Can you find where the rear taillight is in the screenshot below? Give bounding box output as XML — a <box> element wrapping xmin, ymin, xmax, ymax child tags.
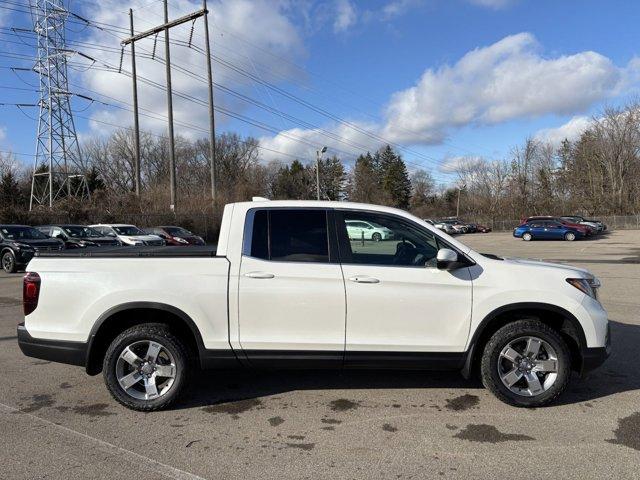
<box><xmin>23</xmin><ymin>272</ymin><xmax>41</xmax><ymax>316</ymax></box>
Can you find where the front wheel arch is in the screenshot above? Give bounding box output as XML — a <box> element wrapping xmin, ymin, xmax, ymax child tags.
<box><xmin>461</xmin><ymin>303</ymin><xmax>586</xmax><ymax>380</ymax></box>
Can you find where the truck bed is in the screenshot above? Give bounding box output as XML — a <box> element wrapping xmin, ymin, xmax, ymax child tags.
<box><xmin>36</xmin><ymin>245</ymin><xmax>219</xmax><ymax>258</ymax></box>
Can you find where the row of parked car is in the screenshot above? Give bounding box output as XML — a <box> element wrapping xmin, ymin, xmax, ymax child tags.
<box><xmin>424</xmin><ymin>218</ymin><xmax>492</xmax><ymax>235</ymax></box>
<box><xmin>0</xmin><ymin>223</ymin><xmax>205</xmax><ymax>273</ymax></box>
<box><xmin>513</xmin><ymin>215</ymin><xmax>608</xmax><ymax>241</ymax></box>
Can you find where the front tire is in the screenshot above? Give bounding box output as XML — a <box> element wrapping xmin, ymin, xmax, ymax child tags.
<box><xmin>564</xmin><ymin>232</ymin><xmax>576</xmax><ymax>241</ymax></box>
<box><xmin>372</xmin><ymin>232</ymin><xmax>382</xmax><ymax>242</ymax></box>
<box><xmin>2</xmin><ymin>250</ymin><xmax>17</xmax><ymax>273</ymax></box>
<box><xmin>522</xmin><ymin>232</ymin><xmax>532</xmax><ymax>241</ymax></box>
<box><xmin>103</xmin><ymin>324</ymin><xmax>189</xmax><ymax>411</ymax></box>
<box><xmin>481</xmin><ymin>320</ymin><xmax>571</xmax><ymax>407</ymax></box>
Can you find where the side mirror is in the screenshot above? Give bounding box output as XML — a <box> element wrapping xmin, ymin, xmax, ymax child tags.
<box><xmin>436</xmin><ymin>248</ymin><xmax>459</xmax><ymax>270</ymax></box>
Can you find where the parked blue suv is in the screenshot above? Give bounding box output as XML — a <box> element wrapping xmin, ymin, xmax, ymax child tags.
<box><xmin>513</xmin><ymin>220</ymin><xmax>585</xmax><ymax>241</ymax></box>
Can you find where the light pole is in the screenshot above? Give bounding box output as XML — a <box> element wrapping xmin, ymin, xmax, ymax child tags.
<box><xmin>456</xmin><ymin>183</ymin><xmax>466</xmax><ymax>218</ymax></box>
<box><xmin>316</xmin><ymin>146</ymin><xmax>327</xmax><ymax>201</ymax></box>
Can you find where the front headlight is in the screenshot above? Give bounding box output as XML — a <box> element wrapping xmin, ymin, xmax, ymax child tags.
<box><xmin>13</xmin><ymin>242</ymin><xmax>33</xmax><ymax>250</ymax></box>
<box><xmin>566</xmin><ymin>277</ymin><xmax>600</xmax><ymax>300</ymax></box>
<box><xmin>173</xmin><ymin>236</ymin><xmax>189</xmax><ymax>244</ymax></box>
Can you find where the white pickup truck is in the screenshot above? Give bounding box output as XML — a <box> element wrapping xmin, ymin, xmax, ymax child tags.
<box><xmin>17</xmin><ymin>200</ymin><xmax>610</xmax><ymax>410</ymax></box>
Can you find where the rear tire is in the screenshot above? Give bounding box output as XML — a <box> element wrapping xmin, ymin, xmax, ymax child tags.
<box><xmin>103</xmin><ymin>323</ymin><xmax>190</xmax><ymax>411</ymax></box>
<box><xmin>481</xmin><ymin>320</ymin><xmax>571</xmax><ymax>407</ymax></box>
<box><xmin>522</xmin><ymin>233</ymin><xmax>532</xmax><ymax>241</ymax></box>
<box><xmin>2</xmin><ymin>250</ymin><xmax>17</xmax><ymax>273</ymax></box>
<box><xmin>564</xmin><ymin>232</ymin><xmax>576</xmax><ymax>241</ymax></box>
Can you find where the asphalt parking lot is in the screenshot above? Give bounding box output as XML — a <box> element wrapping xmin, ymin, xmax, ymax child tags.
<box><xmin>1</xmin><ymin>230</ymin><xmax>639</xmax><ymax>479</ymax></box>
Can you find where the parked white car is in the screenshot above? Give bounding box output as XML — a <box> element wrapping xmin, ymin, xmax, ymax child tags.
<box><xmin>19</xmin><ymin>200</ymin><xmax>609</xmax><ymax>411</ymax></box>
<box><xmin>90</xmin><ymin>224</ymin><xmax>165</xmax><ymax>246</ymax></box>
<box><xmin>346</xmin><ymin>219</ymin><xmax>394</xmax><ymax>241</ymax></box>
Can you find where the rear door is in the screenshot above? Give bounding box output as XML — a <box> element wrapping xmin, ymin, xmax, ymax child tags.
<box><xmin>237</xmin><ymin>208</ymin><xmax>346</xmax><ymax>367</ymax></box>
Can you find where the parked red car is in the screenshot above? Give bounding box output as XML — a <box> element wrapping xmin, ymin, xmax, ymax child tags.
<box><xmin>475</xmin><ymin>224</ymin><xmax>492</xmax><ymax>233</ymax></box>
<box><xmin>144</xmin><ymin>226</ymin><xmax>205</xmax><ymax>246</ymax></box>
<box><xmin>521</xmin><ymin>216</ymin><xmax>594</xmax><ymax>236</ymax></box>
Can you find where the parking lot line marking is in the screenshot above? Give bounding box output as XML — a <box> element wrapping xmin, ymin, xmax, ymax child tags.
<box><xmin>0</xmin><ymin>402</ymin><xmax>208</xmax><ymax>480</ymax></box>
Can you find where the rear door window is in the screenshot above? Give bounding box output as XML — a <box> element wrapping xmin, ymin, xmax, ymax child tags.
<box><xmin>244</xmin><ymin>209</ymin><xmax>330</xmax><ymax>263</ymax></box>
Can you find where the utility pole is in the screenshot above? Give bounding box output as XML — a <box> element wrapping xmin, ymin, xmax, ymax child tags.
<box><xmin>202</xmin><ymin>0</ymin><xmax>216</xmax><ymax>205</ymax></box>
<box><xmin>122</xmin><ymin>2</ymin><xmax>208</xmax><ymax>211</ymax></box>
<box><xmin>129</xmin><ymin>8</ymin><xmax>141</xmax><ymax>196</ymax></box>
<box><xmin>316</xmin><ymin>146</ymin><xmax>327</xmax><ymax>201</ymax></box>
<box><xmin>163</xmin><ymin>0</ymin><xmax>176</xmax><ymax>211</ymax></box>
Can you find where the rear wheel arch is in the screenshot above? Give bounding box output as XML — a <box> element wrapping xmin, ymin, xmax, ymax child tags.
<box><xmin>462</xmin><ymin>303</ymin><xmax>586</xmax><ymax>379</ymax></box>
<box><xmin>86</xmin><ymin>302</ymin><xmax>205</xmax><ymax>375</ymax></box>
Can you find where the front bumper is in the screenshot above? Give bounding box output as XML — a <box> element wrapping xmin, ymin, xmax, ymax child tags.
<box><xmin>14</xmin><ymin>250</ymin><xmax>35</xmax><ymax>266</ymax></box>
<box><xmin>17</xmin><ymin>323</ymin><xmax>87</xmax><ymax>367</ymax></box>
<box><xmin>581</xmin><ymin>323</ymin><xmax>611</xmax><ymax>375</ymax></box>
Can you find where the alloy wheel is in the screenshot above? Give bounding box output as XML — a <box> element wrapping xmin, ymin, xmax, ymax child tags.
<box><xmin>2</xmin><ymin>253</ymin><xmax>14</xmax><ymax>273</ymax></box>
<box><xmin>115</xmin><ymin>340</ymin><xmax>177</xmax><ymax>400</ymax></box>
<box><xmin>497</xmin><ymin>336</ymin><xmax>558</xmax><ymax>397</ymax></box>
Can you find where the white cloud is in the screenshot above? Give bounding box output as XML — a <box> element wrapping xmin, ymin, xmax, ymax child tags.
<box><xmin>382</xmin><ymin>33</ymin><xmax>633</xmax><ymax>144</ymax></box>
<box><xmin>78</xmin><ymin>0</ymin><xmax>305</xmax><ymax>137</ymax></box>
<box><xmin>534</xmin><ymin>116</ymin><xmax>592</xmax><ymax>146</ymax></box>
<box><xmin>381</xmin><ymin>0</ymin><xmax>423</xmax><ymax>19</ymax></box>
<box><xmin>467</xmin><ymin>0</ymin><xmax>514</xmax><ymax>9</ymax></box>
<box><xmin>0</xmin><ymin>7</ymin><xmax>10</xmax><ymax>28</ymax></box>
<box><xmin>256</xmin><ymin>32</ymin><xmax>638</xmax><ymax>163</ymax></box>
<box><xmin>438</xmin><ymin>155</ymin><xmax>484</xmax><ymax>174</ymax></box>
<box><xmin>0</xmin><ymin>126</ymin><xmax>6</xmax><ymax>143</ymax></box>
<box><xmin>258</xmin><ymin>120</ymin><xmax>382</xmax><ymax>162</ymax></box>
<box><xmin>333</xmin><ymin>0</ymin><xmax>357</xmax><ymax>33</ymax></box>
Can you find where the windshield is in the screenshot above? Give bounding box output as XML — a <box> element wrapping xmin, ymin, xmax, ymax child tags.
<box><xmin>113</xmin><ymin>225</ymin><xmax>144</xmax><ymax>235</ymax></box>
<box><xmin>64</xmin><ymin>226</ymin><xmax>104</xmax><ymax>238</ymax></box>
<box><xmin>1</xmin><ymin>226</ymin><xmax>48</xmax><ymax>240</ymax></box>
<box><xmin>164</xmin><ymin>227</ymin><xmax>192</xmax><ymax>237</ymax></box>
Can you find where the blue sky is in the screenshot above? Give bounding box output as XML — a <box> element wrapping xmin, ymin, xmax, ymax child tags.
<box><xmin>1</xmin><ymin>0</ymin><xmax>639</xmax><ymax>184</ymax></box>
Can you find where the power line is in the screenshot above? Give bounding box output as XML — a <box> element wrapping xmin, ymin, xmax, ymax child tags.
<box><xmin>0</xmin><ymin>2</ymin><xmax>455</xmax><ymax>168</ymax></box>
<box><xmin>0</xmin><ymin>5</ymin><xmax>455</xmax><ymax>180</ymax></box>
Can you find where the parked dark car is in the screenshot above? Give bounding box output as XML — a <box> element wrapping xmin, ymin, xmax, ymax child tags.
<box><xmin>0</xmin><ymin>225</ymin><xmax>64</xmax><ymax>273</ymax></box>
<box><xmin>514</xmin><ymin>220</ymin><xmax>585</xmax><ymax>241</ymax></box>
<box><xmin>36</xmin><ymin>225</ymin><xmax>121</xmax><ymax>248</ymax></box>
<box><xmin>475</xmin><ymin>224</ymin><xmax>492</xmax><ymax>233</ymax></box>
<box><xmin>143</xmin><ymin>226</ymin><xmax>205</xmax><ymax>246</ymax></box>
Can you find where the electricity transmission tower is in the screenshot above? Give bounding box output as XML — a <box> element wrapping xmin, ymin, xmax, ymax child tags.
<box><xmin>30</xmin><ymin>0</ymin><xmax>89</xmax><ymax>210</ymax></box>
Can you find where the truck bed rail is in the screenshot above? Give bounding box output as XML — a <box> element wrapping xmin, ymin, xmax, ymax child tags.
<box><xmin>36</xmin><ymin>245</ymin><xmax>219</xmax><ymax>258</ymax></box>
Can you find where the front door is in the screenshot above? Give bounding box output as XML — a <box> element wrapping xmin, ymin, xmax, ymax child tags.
<box><xmin>238</xmin><ymin>208</ymin><xmax>346</xmax><ymax>368</ymax></box>
<box><xmin>335</xmin><ymin>210</ymin><xmax>473</xmax><ymax>368</ymax></box>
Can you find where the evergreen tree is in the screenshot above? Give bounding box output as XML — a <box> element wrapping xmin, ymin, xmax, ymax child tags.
<box><xmin>377</xmin><ymin>145</ymin><xmax>412</xmax><ymax>209</ymax></box>
<box><xmin>319</xmin><ymin>155</ymin><xmax>346</xmax><ymax>200</ymax></box>
<box><xmin>348</xmin><ymin>152</ymin><xmax>379</xmax><ymax>203</ymax></box>
<box><xmin>0</xmin><ymin>170</ymin><xmax>23</xmax><ymax>207</ymax></box>
<box><xmin>271</xmin><ymin>160</ymin><xmax>313</xmax><ymax>199</ymax></box>
<box><xmin>85</xmin><ymin>166</ymin><xmax>106</xmax><ymax>193</ymax></box>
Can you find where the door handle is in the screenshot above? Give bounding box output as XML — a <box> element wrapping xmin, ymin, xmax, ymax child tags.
<box><xmin>348</xmin><ymin>276</ymin><xmax>380</xmax><ymax>284</ymax></box>
<box><xmin>244</xmin><ymin>271</ymin><xmax>275</xmax><ymax>279</ymax></box>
